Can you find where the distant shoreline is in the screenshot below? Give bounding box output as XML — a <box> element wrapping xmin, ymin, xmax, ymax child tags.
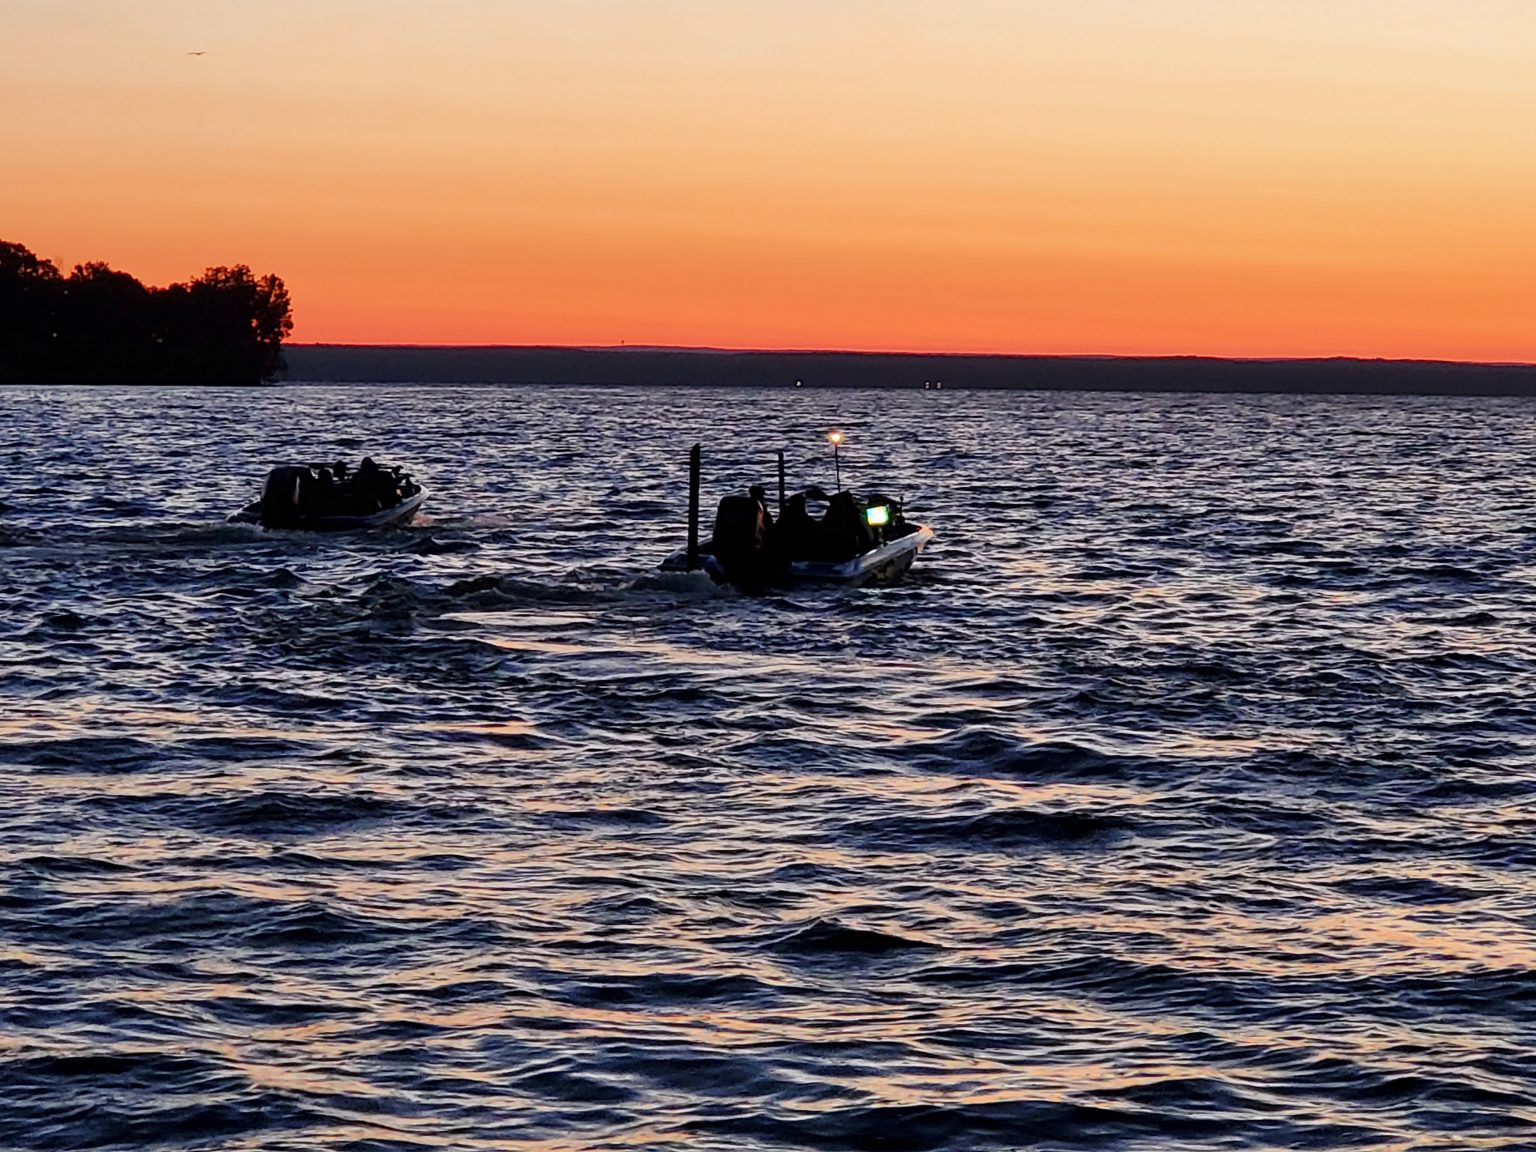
<box><xmin>281</xmin><ymin>344</ymin><xmax>1536</xmax><ymax>398</ymax></box>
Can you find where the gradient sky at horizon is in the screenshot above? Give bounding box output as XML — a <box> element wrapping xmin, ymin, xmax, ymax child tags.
<box><xmin>3</xmin><ymin>1</ymin><xmax>1534</xmax><ymax>358</ymax></box>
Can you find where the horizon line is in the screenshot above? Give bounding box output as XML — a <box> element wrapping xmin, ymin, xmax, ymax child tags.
<box><xmin>286</xmin><ymin>343</ymin><xmax>1536</xmax><ymax>369</ymax></box>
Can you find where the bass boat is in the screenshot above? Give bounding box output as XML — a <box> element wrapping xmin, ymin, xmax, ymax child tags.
<box><xmin>660</xmin><ymin>438</ymin><xmax>933</xmax><ymax>588</ymax></box>
<box><xmin>230</xmin><ymin>459</ymin><xmax>426</xmax><ymax>531</ymax></box>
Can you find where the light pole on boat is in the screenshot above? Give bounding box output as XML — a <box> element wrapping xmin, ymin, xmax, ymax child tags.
<box><xmin>828</xmin><ymin>430</ymin><xmax>844</xmax><ymax>491</ymax></box>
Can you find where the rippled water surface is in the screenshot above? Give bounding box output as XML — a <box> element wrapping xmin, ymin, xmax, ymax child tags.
<box><xmin>4</xmin><ymin>384</ymin><xmax>1536</xmax><ymax>1151</ymax></box>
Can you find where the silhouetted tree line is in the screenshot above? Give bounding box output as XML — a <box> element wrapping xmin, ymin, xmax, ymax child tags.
<box><xmin>0</xmin><ymin>240</ymin><xmax>293</xmax><ymax>384</ymax></box>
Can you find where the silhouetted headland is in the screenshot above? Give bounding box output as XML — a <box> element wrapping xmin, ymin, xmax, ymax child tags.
<box><xmin>285</xmin><ymin>344</ymin><xmax>1536</xmax><ymax>397</ymax></box>
<box><xmin>0</xmin><ymin>240</ymin><xmax>292</xmax><ymax>385</ymax></box>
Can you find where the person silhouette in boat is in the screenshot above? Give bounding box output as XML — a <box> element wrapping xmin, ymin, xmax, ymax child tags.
<box><xmin>825</xmin><ymin>489</ymin><xmax>875</xmax><ymax>559</ymax></box>
<box><xmin>307</xmin><ymin>463</ymin><xmax>339</xmax><ymax>514</ymax></box>
<box><xmin>749</xmin><ymin>485</ymin><xmax>773</xmax><ymax>530</ymax></box>
<box><xmin>355</xmin><ymin>457</ymin><xmax>398</xmax><ymax>512</ymax></box>
<box><xmin>775</xmin><ymin>487</ymin><xmax>827</xmax><ymax>560</ymax></box>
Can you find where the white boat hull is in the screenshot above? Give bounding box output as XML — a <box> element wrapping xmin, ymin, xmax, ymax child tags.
<box><xmin>662</xmin><ymin>524</ymin><xmax>932</xmax><ymax>587</ymax></box>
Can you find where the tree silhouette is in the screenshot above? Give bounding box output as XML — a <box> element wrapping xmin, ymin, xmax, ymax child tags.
<box><xmin>0</xmin><ymin>242</ymin><xmax>63</xmax><ymax>383</ymax></box>
<box><xmin>60</xmin><ymin>261</ymin><xmax>155</xmax><ymax>381</ymax></box>
<box><xmin>0</xmin><ymin>240</ymin><xmax>294</xmax><ymax>385</ymax></box>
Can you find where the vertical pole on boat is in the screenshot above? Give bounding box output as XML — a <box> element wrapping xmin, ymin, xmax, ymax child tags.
<box><xmin>687</xmin><ymin>443</ymin><xmax>701</xmax><ymax>571</ymax></box>
<box><xmin>828</xmin><ymin>431</ymin><xmax>844</xmax><ymax>491</ymax></box>
<box><xmin>777</xmin><ymin>450</ymin><xmax>786</xmax><ymax>518</ymax></box>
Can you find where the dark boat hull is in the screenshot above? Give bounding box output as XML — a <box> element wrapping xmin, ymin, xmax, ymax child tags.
<box><xmin>229</xmin><ymin>489</ymin><xmax>428</xmax><ymax>531</ymax></box>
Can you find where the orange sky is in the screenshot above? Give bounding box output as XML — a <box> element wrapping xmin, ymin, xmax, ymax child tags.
<box><xmin>3</xmin><ymin>1</ymin><xmax>1534</xmax><ymax>358</ymax></box>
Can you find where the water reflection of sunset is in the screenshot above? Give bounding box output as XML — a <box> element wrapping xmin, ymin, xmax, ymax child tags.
<box><xmin>7</xmin><ymin>385</ymin><xmax>1536</xmax><ymax>1146</ymax></box>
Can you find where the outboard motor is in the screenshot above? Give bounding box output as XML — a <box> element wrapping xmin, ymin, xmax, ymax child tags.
<box><xmin>259</xmin><ymin>465</ymin><xmax>309</xmax><ymax>529</ymax></box>
<box><xmin>711</xmin><ymin>494</ymin><xmax>769</xmax><ymax>584</ymax></box>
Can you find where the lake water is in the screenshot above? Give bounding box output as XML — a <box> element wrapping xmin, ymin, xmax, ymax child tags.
<box><xmin>3</xmin><ymin>384</ymin><xmax>1536</xmax><ymax>1150</ymax></box>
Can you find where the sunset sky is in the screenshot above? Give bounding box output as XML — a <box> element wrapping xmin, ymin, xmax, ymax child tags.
<box><xmin>3</xmin><ymin>1</ymin><xmax>1533</xmax><ymax>358</ymax></box>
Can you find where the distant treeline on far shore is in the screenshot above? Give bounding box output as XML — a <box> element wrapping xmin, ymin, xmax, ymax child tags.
<box><xmin>285</xmin><ymin>345</ymin><xmax>1536</xmax><ymax>398</ymax></box>
<box><xmin>1</xmin><ymin>240</ymin><xmax>292</xmax><ymax>385</ymax></box>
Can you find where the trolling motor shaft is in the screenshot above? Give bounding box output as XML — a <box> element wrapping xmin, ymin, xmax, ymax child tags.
<box><xmin>687</xmin><ymin>443</ymin><xmax>701</xmax><ymax>571</ymax></box>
